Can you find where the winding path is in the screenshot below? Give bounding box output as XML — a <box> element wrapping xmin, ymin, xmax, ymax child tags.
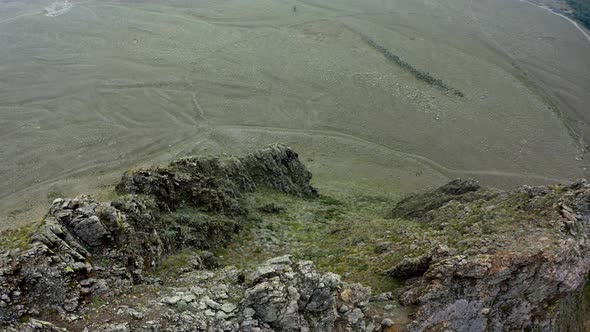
<box><xmin>520</xmin><ymin>0</ymin><xmax>590</xmax><ymax>44</ymax></box>
<box><xmin>216</xmin><ymin>124</ymin><xmax>569</xmax><ymax>184</ymax></box>
<box><xmin>0</xmin><ymin>11</ymin><xmax>41</xmax><ymax>25</ymax></box>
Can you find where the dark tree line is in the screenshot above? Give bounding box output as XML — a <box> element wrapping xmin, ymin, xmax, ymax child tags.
<box><xmin>566</xmin><ymin>0</ymin><xmax>590</xmax><ymax>29</ymax></box>
<box><xmin>360</xmin><ymin>34</ymin><xmax>464</xmax><ymax>98</ymax></box>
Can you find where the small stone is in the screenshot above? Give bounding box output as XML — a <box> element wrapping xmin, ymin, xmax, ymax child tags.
<box><xmin>164</xmin><ymin>296</ymin><xmax>181</xmax><ymax>305</ymax></box>
<box><xmin>182</xmin><ymin>294</ymin><xmax>196</xmax><ymax>303</ymax></box>
<box><xmin>243</xmin><ymin>307</ymin><xmax>256</xmax><ymax>317</ymax></box>
<box><xmin>220</xmin><ymin>302</ymin><xmax>236</xmax><ymax>313</ymax></box>
<box><xmin>266</xmin><ymin>255</ymin><xmax>292</xmax><ymax>265</ymax></box>
<box><xmin>215</xmin><ymin>311</ymin><xmax>228</xmax><ymax>320</ymax></box>
<box><xmin>190</xmin><ymin>286</ymin><xmax>205</xmax><ymax>296</ymax></box>
<box><xmin>71</xmin><ymin>262</ymin><xmax>87</xmax><ymax>271</ymax></box>
<box><xmin>384</xmin><ymin>304</ymin><xmax>395</xmax><ymax>311</ymax></box>
<box><xmin>117</xmin><ymin>306</ymin><xmax>145</xmax><ymax>320</ymax></box>
<box><xmin>347</xmin><ymin>308</ymin><xmax>363</xmax><ymax>324</ymax></box>
<box><xmin>204</xmin><ymin>309</ymin><xmax>216</xmax><ymax>317</ymax></box>
<box><xmin>99</xmin><ymin>323</ymin><xmax>129</xmax><ymax>332</ymax></box>
<box><xmin>480</xmin><ymin>308</ymin><xmax>490</xmax><ymax>315</ymax></box>
<box><xmin>79</xmin><ymin>279</ymin><xmax>95</xmax><ymax>287</ymax></box>
<box><xmin>206</xmin><ymin>299</ymin><xmax>221</xmax><ymax>310</ymax></box>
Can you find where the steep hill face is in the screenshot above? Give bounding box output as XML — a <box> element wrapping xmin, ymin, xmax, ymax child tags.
<box><xmin>389</xmin><ymin>179</ymin><xmax>590</xmax><ymax>331</ymax></box>
<box><xmin>0</xmin><ymin>145</ymin><xmax>589</xmax><ymax>331</ymax></box>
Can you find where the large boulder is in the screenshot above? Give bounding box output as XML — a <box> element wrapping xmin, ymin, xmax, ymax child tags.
<box><xmin>116</xmin><ymin>143</ymin><xmax>317</xmax><ymax>214</ymax></box>
<box><xmin>394</xmin><ymin>179</ymin><xmax>590</xmax><ymax>331</ymax></box>
<box><xmin>143</xmin><ymin>256</ymin><xmax>383</xmax><ymax>332</ymax></box>
<box><xmin>389</xmin><ymin>179</ymin><xmax>482</xmax><ymax>220</ymax></box>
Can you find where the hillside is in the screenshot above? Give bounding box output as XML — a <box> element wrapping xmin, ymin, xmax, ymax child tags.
<box><xmin>1</xmin><ymin>145</ymin><xmax>589</xmax><ymax>331</ymax></box>
<box><xmin>2</xmin><ymin>0</ymin><xmax>590</xmax><ymax>233</ymax></box>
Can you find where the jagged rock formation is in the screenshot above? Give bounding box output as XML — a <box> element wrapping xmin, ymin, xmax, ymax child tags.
<box><xmin>116</xmin><ymin>144</ymin><xmax>317</xmax><ymax>214</ymax></box>
<box><xmin>1</xmin><ymin>145</ymin><xmax>590</xmax><ymax>331</ymax></box>
<box><xmin>0</xmin><ymin>144</ymin><xmax>318</xmax><ymax>328</ymax></box>
<box><xmin>93</xmin><ymin>255</ymin><xmax>385</xmax><ymax>332</ymax></box>
<box><xmin>394</xmin><ymin>179</ymin><xmax>590</xmax><ymax>331</ymax></box>
<box><xmin>388</xmin><ymin>179</ymin><xmax>482</xmax><ymax>220</ymax></box>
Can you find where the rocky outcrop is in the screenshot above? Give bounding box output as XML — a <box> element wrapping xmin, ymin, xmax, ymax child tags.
<box><xmin>389</xmin><ymin>179</ymin><xmax>482</xmax><ymax>220</ymax></box>
<box><xmin>3</xmin><ymin>144</ymin><xmax>590</xmax><ymax>331</ymax></box>
<box><xmin>71</xmin><ymin>255</ymin><xmax>393</xmax><ymax>332</ymax></box>
<box><xmin>116</xmin><ymin>144</ymin><xmax>317</xmax><ymax>214</ymax></box>
<box><xmin>0</xmin><ymin>144</ymin><xmax>317</xmax><ymax>328</ymax></box>
<box><xmin>394</xmin><ymin>179</ymin><xmax>590</xmax><ymax>331</ymax></box>
<box><xmin>239</xmin><ymin>255</ymin><xmax>376</xmax><ymax>331</ymax></box>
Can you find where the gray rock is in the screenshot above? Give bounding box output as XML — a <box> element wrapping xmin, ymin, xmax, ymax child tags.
<box><xmin>221</xmin><ymin>303</ymin><xmax>236</xmax><ymax>313</ymax></box>
<box><xmin>205</xmin><ymin>298</ymin><xmax>221</xmax><ymax>310</ymax></box>
<box><xmin>96</xmin><ymin>323</ymin><xmax>130</xmax><ymax>332</ymax></box>
<box><xmin>389</xmin><ymin>178</ymin><xmax>481</xmax><ymax>220</ymax></box>
<box><xmin>117</xmin><ymin>306</ymin><xmax>145</xmax><ymax>320</ymax></box>
<box><xmin>346</xmin><ymin>308</ymin><xmax>363</xmax><ymax>324</ymax></box>
<box><xmin>399</xmin><ymin>180</ymin><xmax>590</xmax><ymax>331</ymax></box>
<box><xmin>163</xmin><ymin>296</ymin><xmax>181</xmax><ymax>305</ymax></box>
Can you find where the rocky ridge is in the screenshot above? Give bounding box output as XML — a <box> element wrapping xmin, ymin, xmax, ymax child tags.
<box><xmin>390</xmin><ymin>180</ymin><xmax>590</xmax><ymax>331</ymax></box>
<box><xmin>0</xmin><ymin>144</ymin><xmax>589</xmax><ymax>331</ymax></box>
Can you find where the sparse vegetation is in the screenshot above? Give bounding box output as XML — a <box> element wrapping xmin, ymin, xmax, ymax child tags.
<box><xmin>46</xmin><ymin>188</ymin><xmax>65</xmax><ymax>202</ymax></box>
<box><xmin>0</xmin><ymin>222</ymin><xmax>38</xmax><ymax>250</ymax></box>
<box><xmin>215</xmin><ymin>182</ymin><xmax>566</xmax><ymax>295</ymax></box>
<box><xmin>156</xmin><ymin>249</ymin><xmax>195</xmax><ymax>277</ymax></box>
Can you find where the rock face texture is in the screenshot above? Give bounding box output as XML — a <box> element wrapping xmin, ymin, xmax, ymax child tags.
<box><xmin>138</xmin><ymin>255</ymin><xmax>382</xmax><ymax>332</ymax></box>
<box><xmin>238</xmin><ymin>256</ymin><xmax>377</xmax><ymax>332</ymax></box>
<box><xmin>389</xmin><ymin>179</ymin><xmax>481</xmax><ymax>220</ymax></box>
<box><xmin>395</xmin><ymin>180</ymin><xmax>590</xmax><ymax>331</ymax></box>
<box><xmin>116</xmin><ymin>144</ymin><xmax>317</xmax><ymax>214</ymax></box>
<box><xmin>2</xmin><ymin>145</ymin><xmax>590</xmax><ymax>331</ymax></box>
<box><xmin>0</xmin><ymin>144</ymin><xmax>318</xmax><ymax>328</ymax></box>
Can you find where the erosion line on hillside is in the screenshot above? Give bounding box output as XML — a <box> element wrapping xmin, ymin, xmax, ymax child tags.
<box><xmin>357</xmin><ymin>33</ymin><xmax>464</xmax><ymax>97</ymax></box>
<box><xmin>217</xmin><ymin>124</ymin><xmax>568</xmax><ymax>183</ymax></box>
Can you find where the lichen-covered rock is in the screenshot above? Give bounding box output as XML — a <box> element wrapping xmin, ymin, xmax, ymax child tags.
<box><xmin>384</xmin><ymin>245</ymin><xmax>451</xmax><ymax>280</ymax></box>
<box><xmin>389</xmin><ymin>179</ymin><xmax>482</xmax><ymax>220</ymax></box>
<box><xmin>116</xmin><ymin>143</ymin><xmax>317</xmax><ymax>214</ymax></box>
<box><xmin>396</xmin><ymin>179</ymin><xmax>590</xmax><ymax>331</ymax></box>
<box><xmin>5</xmin><ymin>318</ymin><xmax>67</xmax><ymax>332</ymax></box>
<box><xmin>5</xmin><ymin>146</ymin><xmax>590</xmax><ymax>332</ymax></box>
<box><xmin>0</xmin><ymin>144</ymin><xmax>316</xmax><ymax>328</ymax></box>
<box><xmin>1</xmin><ymin>198</ymin><xmax>236</xmax><ymax>326</ymax></box>
<box><xmin>134</xmin><ymin>256</ymin><xmax>382</xmax><ymax>332</ymax></box>
<box><xmin>239</xmin><ymin>255</ymin><xmax>342</xmax><ymax>331</ymax></box>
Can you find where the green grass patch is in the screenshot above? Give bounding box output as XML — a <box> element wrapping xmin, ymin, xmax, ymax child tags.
<box><xmin>0</xmin><ymin>222</ymin><xmax>39</xmax><ymax>250</ymax></box>
<box><xmin>155</xmin><ymin>249</ymin><xmax>197</xmax><ymax>277</ymax></box>
<box><xmin>217</xmin><ymin>189</ymin><xmax>416</xmax><ymax>293</ymax></box>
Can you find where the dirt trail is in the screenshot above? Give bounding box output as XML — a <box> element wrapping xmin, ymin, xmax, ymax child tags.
<box><xmin>0</xmin><ymin>11</ymin><xmax>41</xmax><ymax>24</ymax></box>
<box><xmin>520</xmin><ymin>0</ymin><xmax>590</xmax><ymax>43</ymax></box>
<box><xmin>217</xmin><ymin>124</ymin><xmax>569</xmax><ymax>184</ymax></box>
